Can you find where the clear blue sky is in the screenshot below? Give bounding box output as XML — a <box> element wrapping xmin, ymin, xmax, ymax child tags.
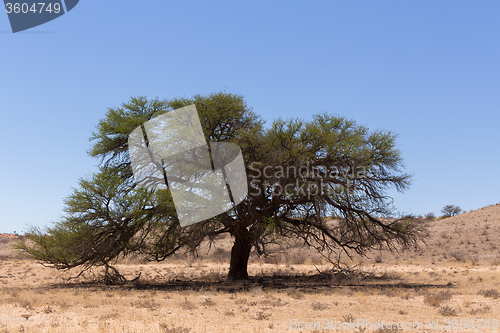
<box><xmin>1</xmin><ymin>1</ymin><xmax>499</xmax><ymax>234</ymax></box>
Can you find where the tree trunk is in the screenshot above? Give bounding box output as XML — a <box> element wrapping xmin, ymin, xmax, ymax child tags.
<box><xmin>227</xmin><ymin>226</ymin><xmax>252</xmax><ymax>280</ymax></box>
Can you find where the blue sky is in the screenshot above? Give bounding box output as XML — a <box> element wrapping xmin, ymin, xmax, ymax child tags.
<box><xmin>1</xmin><ymin>1</ymin><xmax>499</xmax><ymax>233</ymax></box>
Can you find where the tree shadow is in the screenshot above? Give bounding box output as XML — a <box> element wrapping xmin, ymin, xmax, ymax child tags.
<box><xmin>45</xmin><ymin>271</ymin><xmax>456</xmax><ymax>294</ymax></box>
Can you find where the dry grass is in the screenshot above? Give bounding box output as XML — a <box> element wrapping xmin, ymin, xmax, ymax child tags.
<box><xmin>1</xmin><ymin>258</ymin><xmax>499</xmax><ymax>332</ymax></box>
<box><xmin>0</xmin><ymin>203</ymin><xmax>499</xmax><ymax>332</ymax></box>
<box><xmin>423</xmin><ymin>290</ymin><xmax>453</xmax><ymax>307</ymax></box>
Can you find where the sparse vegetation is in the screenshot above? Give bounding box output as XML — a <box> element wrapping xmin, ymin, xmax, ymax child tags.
<box><xmin>311</xmin><ymin>301</ymin><xmax>330</xmax><ymax>311</ymax></box>
<box><xmin>441</xmin><ymin>205</ymin><xmax>462</xmax><ymax>218</ymax></box>
<box><xmin>438</xmin><ymin>305</ymin><xmax>457</xmax><ymax>316</ymax></box>
<box><xmin>424</xmin><ymin>212</ymin><xmax>436</xmax><ymax>219</ymax></box>
<box><xmin>423</xmin><ymin>291</ymin><xmax>453</xmax><ymax>307</ymax></box>
<box><xmin>180</xmin><ymin>297</ymin><xmax>197</xmax><ymax>310</ymax></box>
<box><xmin>1</xmin><ymin>203</ymin><xmax>500</xmax><ymax>332</ymax></box>
<box><xmin>478</xmin><ymin>289</ymin><xmax>500</xmax><ymax>299</ymax></box>
<box><xmin>253</xmin><ymin>310</ymin><xmax>271</xmax><ymax>320</ymax></box>
<box><xmin>450</xmin><ymin>250</ymin><xmax>467</xmax><ymax>262</ymax></box>
<box><xmin>159</xmin><ymin>324</ymin><xmax>192</xmax><ymax>333</ymax></box>
<box><xmin>286</xmin><ymin>288</ymin><xmax>304</xmax><ymax>300</ymax></box>
<box><xmin>130</xmin><ymin>298</ymin><xmax>160</xmax><ymax>311</ymax></box>
<box><xmin>201</xmin><ymin>297</ymin><xmax>216</xmax><ymax>306</ymax></box>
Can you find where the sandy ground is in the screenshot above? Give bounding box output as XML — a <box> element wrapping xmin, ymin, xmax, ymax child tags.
<box><xmin>0</xmin><ymin>203</ymin><xmax>499</xmax><ymax>332</ymax></box>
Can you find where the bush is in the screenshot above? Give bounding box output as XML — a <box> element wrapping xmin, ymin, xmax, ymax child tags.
<box><xmin>200</xmin><ymin>298</ymin><xmax>216</xmax><ymax>306</ymax></box>
<box><xmin>424</xmin><ymin>291</ymin><xmax>453</xmax><ymax>307</ymax></box>
<box><xmin>159</xmin><ymin>324</ymin><xmax>191</xmax><ymax>333</ymax></box>
<box><xmin>311</xmin><ymin>301</ymin><xmax>330</xmax><ymax>311</ymax></box>
<box><xmin>439</xmin><ymin>306</ymin><xmax>457</xmax><ymax>316</ymax></box>
<box><xmin>478</xmin><ymin>289</ymin><xmax>500</xmax><ymax>299</ymax></box>
<box><xmin>424</xmin><ymin>212</ymin><xmax>436</xmax><ymax>220</ymax></box>
<box><xmin>254</xmin><ymin>311</ymin><xmax>271</xmax><ymax>320</ymax></box>
<box><xmin>180</xmin><ymin>298</ymin><xmax>197</xmax><ymax>310</ymax></box>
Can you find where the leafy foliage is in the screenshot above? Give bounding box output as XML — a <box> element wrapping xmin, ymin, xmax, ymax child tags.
<box><xmin>17</xmin><ymin>92</ymin><xmax>426</xmax><ymax>282</ymax></box>
<box><xmin>441</xmin><ymin>205</ymin><xmax>462</xmax><ymax>217</ymax></box>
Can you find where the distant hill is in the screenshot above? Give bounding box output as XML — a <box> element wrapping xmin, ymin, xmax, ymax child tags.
<box><xmin>0</xmin><ymin>233</ymin><xmax>22</xmax><ymax>260</ymax></box>
<box><xmin>375</xmin><ymin>202</ymin><xmax>500</xmax><ymax>264</ymax></box>
<box><xmin>0</xmin><ymin>233</ymin><xmax>20</xmax><ymax>239</ymax></box>
<box><xmin>1</xmin><ymin>203</ymin><xmax>499</xmax><ymax>265</ymax></box>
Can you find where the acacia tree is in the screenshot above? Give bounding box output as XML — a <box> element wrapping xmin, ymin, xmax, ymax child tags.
<box><xmin>18</xmin><ymin>92</ymin><xmax>425</xmax><ymax>282</ymax></box>
<box><xmin>441</xmin><ymin>205</ymin><xmax>462</xmax><ymax>217</ymax></box>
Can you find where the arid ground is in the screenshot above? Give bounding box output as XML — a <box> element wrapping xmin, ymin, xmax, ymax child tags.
<box><xmin>1</xmin><ymin>203</ymin><xmax>499</xmax><ymax>332</ymax></box>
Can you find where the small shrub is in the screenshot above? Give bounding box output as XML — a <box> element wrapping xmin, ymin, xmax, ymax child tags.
<box><xmin>21</xmin><ymin>300</ymin><xmax>33</xmax><ymax>311</ymax></box>
<box><xmin>234</xmin><ymin>298</ymin><xmax>247</xmax><ymax>305</ymax></box>
<box><xmin>100</xmin><ymin>313</ymin><xmax>119</xmax><ymax>320</ymax></box>
<box><xmin>159</xmin><ymin>324</ymin><xmax>192</xmax><ymax>333</ymax></box>
<box><xmin>424</xmin><ymin>212</ymin><xmax>436</xmax><ymax>220</ymax></box>
<box><xmin>262</xmin><ymin>296</ymin><xmax>288</xmax><ymax>307</ymax></box>
<box><xmin>254</xmin><ymin>311</ymin><xmax>271</xmax><ymax>320</ymax></box>
<box><xmin>342</xmin><ymin>314</ymin><xmax>355</xmax><ymax>323</ymax></box>
<box><xmin>130</xmin><ymin>299</ymin><xmax>160</xmax><ymax>311</ymax></box>
<box><xmin>439</xmin><ymin>306</ymin><xmax>456</xmax><ymax>316</ymax></box>
<box><xmin>375</xmin><ymin>328</ymin><xmax>402</xmax><ymax>332</ymax></box>
<box><xmin>478</xmin><ymin>289</ymin><xmax>500</xmax><ymax>299</ymax></box>
<box><xmin>311</xmin><ymin>301</ymin><xmax>330</xmax><ymax>311</ymax></box>
<box><xmin>180</xmin><ymin>298</ymin><xmax>197</xmax><ymax>310</ymax></box>
<box><xmin>470</xmin><ymin>305</ymin><xmax>491</xmax><ymax>315</ymax></box>
<box><xmin>200</xmin><ymin>298</ymin><xmax>216</xmax><ymax>306</ymax></box>
<box><xmin>424</xmin><ymin>291</ymin><xmax>452</xmax><ymax>307</ymax></box>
